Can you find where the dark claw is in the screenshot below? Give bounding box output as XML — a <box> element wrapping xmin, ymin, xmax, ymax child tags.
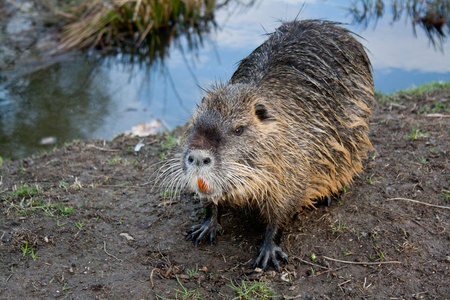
<box><xmin>185</xmin><ymin>220</ymin><xmax>219</xmax><ymax>246</ymax></box>
<box><xmin>185</xmin><ymin>203</ymin><xmax>220</xmax><ymax>246</ymax></box>
<box><xmin>253</xmin><ymin>244</ymin><xmax>288</xmax><ymax>271</ymax></box>
<box><xmin>253</xmin><ymin>224</ymin><xmax>288</xmax><ymax>271</ymax></box>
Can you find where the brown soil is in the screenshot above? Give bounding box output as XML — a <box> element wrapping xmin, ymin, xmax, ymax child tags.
<box><xmin>1</xmin><ymin>88</ymin><xmax>449</xmax><ymax>299</ymax></box>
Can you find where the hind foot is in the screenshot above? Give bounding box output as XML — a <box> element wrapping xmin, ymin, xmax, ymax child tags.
<box><xmin>253</xmin><ymin>242</ymin><xmax>288</xmax><ymax>271</ymax></box>
<box><xmin>253</xmin><ymin>224</ymin><xmax>288</xmax><ymax>271</ymax></box>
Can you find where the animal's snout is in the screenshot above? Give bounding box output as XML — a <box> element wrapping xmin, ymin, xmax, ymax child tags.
<box><xmin>186</xmin><ymin>150</ymin><xmax>214</xmax><ymax>168</ymax></box>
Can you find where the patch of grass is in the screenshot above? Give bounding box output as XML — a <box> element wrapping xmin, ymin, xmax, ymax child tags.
<box><xmin>371</xmin><ymin>229</ymin><xmax>380</xmax><ymax>240</ymax></box>
<box><xmin>59</xmin><ymin>203</ymin><xmax>74</xmax><ymax>216</ymax></box>
<box><xmin>161</xmin><ymin>135</ymin><xmax>180</xmax><ymax>151</ymax></box>
<box><xmin>396</xmin><ymin>81</ymin><xmax>450</xmax><ymax>97</ymax></box>
<box><xmin>227</xmin><ymin>280</ymin><xmax>277</xmax><ymax>299</ymax></box>
<box><xmin>157</xmin><ymin>275</ymin><xmax>204</xmax><ymax>300</ymax></box>
<box><xmin>56</xmin><ymin>0</ymin><xmax>217</xmax><ymax>52</ymax></box>
<box><xmin>366</xmin><ymin>174</ymin><xmax>375</xmax><ymax>185</ymax></box>
<box><xmin>75</xmin><ymin>221</ymin><xmax>84</xmax><ymax>229</ymax></box>
<box><xmin>440</xmin><ymin>189</ymin><xmax>450</xmax><ymax>201</ymax></box>
<box><xmin>419</xmin><ymin>102</ymin><xmax>450</xmax><ymax>114</ymax></box>
<box><xmin>59</xmin><ymin>180</ymin><xmax>69</xmax><ymax>189</ymax></box>
<box><xmin>372</xmin><ymin>244</ymin><xmax>385</xmax><ymax>260</ymax></box>
<box><xmin>102</xmin><ymin>176</ymin><xmax>111</xmax><ymax>185</ymax></box>
<box><xmin>331</xmin><ymin>218</ymin><xmax>347</xmax><ymax>233</ymax></box>
<box><xmin>7</xmin><ymin>181</ymin><xmax>42</xmax><ymax>199</ymax></box>
<box><xmin>1</xmin><ymin>182</ymin><xmax>56</xmax><ymax>215</ymax></box>
<box><xmin>126</xmin><ymin>159</ymin><xmax>139</xmax><ymax>169</ymax></box>
<box><xmin>187</xmin><ymin>264</ymin><xmax>198</xmax><ymax>277</ymax></box>
<box><xmin>378</xmin><ymin>81</ymin><xmax>450</xmax><ymax>104</ymax></box>
<box><xmin>19</xmin><ymin>241</ymin><xmax>38</xmax><ymax>259</ymax></box>
<box><xmin>408</xmin><ymin>126</ymin><xmax>429</xmax><ymax>140</ymax></box>
<box><xmin>107</xmin><ymin>155</ymin><xmax>122</xmax><ymax>165</ymax></box>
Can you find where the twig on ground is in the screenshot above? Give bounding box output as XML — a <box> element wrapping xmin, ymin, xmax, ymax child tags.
<box><xmin>150</xmin><ymin>268</ymin><xmax>159</xmax><ymax>289</ymax></box>
<box><xmin>322</xmin><ymin>256</ymin><xmax>401</xmax><ymax>265</ymax></box>
<box><xmin>387</xmin><ymin>198</ymin><xmax>450</xmax><ymax>210</ymax></box>
<box><xmin>425</xmin><ymin>113</ymin><xmax>450</xmax><ymax>118</ymax></box>
<box><xmin>313</xmin><ymin>266</ymin><xmax>347</xmax><ymax>277</ymax></box>
<box><xmin>103</xmin><ymin>241</ymin><xmax>123</xmax><ymax>262</ymax></box>
<box><xmin>86</xmin><ymin>145</ymin><xmax>121</xmax><ymax>152</ymax></box>
<box><xmin>337</xmin><ymin>279</ymin><xmax>351</xmax><ymax>287</ymax></box>
<box><xmin>292</xmin><ymin>256</ymin><xmax>328</xmax><ymax>269</ymax></box>
<box><xmin>99</xmin><ymin>185</ymin><xmax>148</xmax><ymax>189</ymax></box>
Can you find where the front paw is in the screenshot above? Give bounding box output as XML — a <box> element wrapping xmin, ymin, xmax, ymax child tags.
<box><xmin>185</xmin><ymin>219</ymin><xmax>221</xmax><ymax>246</ymax></box>
<box><xmin>253</xmin><ymin>244</ymin><xmax>288</xmax><ymax>271</ymax></box>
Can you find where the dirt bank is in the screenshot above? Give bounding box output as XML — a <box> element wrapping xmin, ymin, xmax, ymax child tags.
<box><xmin>1</xmin><ymin>85</ymin><xmax>449</xmax><ymax>299</ymax></box>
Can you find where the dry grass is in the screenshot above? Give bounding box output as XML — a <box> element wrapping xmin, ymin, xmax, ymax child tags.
<box><xmin>54</xmin><ymin>0</ymin><xmax>217</xmax><ymax>52</ymax></box>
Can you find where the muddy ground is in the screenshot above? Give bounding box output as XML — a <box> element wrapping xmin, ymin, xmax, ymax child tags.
<box><xmin>1</xmin><ymin>87</ymin><xmax>449</xmax><ymax>299</ymax></box>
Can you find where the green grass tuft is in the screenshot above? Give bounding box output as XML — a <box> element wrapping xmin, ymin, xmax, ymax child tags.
<box><xmin>227</xmin><ymin>280</ymin><xmax>278</xmax><ymax>299</ymax></box>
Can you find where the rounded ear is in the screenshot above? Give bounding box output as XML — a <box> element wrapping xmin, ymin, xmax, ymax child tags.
<box><xmin>254</xmin><ymin>103</ymin><xmax>270</xmax><ymax>121</ymax></box>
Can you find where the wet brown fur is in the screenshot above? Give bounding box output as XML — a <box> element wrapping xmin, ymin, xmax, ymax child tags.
<box><xmin>159</xmin><ymin>20</ymin><xmax>374</xmax><ymax>232</ymax></box>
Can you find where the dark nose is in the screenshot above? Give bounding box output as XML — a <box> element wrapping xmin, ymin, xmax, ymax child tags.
<box><xmin>186</xmin><ymin>150</ymin><xmax>213</xmax><ymax>167</ymax></box>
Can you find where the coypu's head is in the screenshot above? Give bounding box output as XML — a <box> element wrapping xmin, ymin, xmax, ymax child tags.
<box><xmin>160</xmin><ymin>83</ymin><xmax>278</xmax><ymax>203</ymax></box>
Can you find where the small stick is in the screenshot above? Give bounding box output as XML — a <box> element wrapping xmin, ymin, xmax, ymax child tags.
<box><xmin>86</xmin><ymin>145</ymin><xmax>121</xmax><ymax>152</ymax></box>
<box><xmin>293</xmin><ymin>256</ymin><xmax>328</xmax><ymax>270</ymax></box>
<box><xmin>103</xmin><ymin>241</ymin><xmax>123</xmax><ymax>262</ymax></box>
<box><xmin>337</xmin><ymin>279</ymin><xmax>351</xmax><ymax>287</ymax></box>
<box><xmin>425</xmin><ymin>113</ymin><xmax>450</xmax><ymax>118</ymax></box>
<box><xmin>150</xmin><ymin>268</ymin><xmax>159</xmax><ymax>289</ymax></box>
<box><xmin>386</xmin><ymin>198</ymin><xmax>450</xmax><ymax>210</ymax></box>
<box><xmin>322</xmin><ymin>256</ymin><xmax>401</xmax><ymax>265</ymax></box>
<box><xmin>313</xmin><ymin>266</ymin><xmax>347</xmax><ymax>277</ymax></box>
<box><xmin>99</xmin><ymin>185</ymin><xmax>148</xmax><ymax>189</ymax></box>
<box><xmin>284</xmin><ymin>294</ymin><xmax>303</xmax><ymax>300</ymax></box>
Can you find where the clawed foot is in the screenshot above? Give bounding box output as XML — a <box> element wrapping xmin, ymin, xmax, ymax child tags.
<box><xmin>185</xmin><ymin>203</ymin><xmax>221</xmax><ymax>246</ymax></box>
<box><xmin>253</xmin><ymin>243</ymin><xmax>288</xmax><ymax>271</ymax></box>
<box><xmin>185</xmin><ymin>218</ymin><xmax>221</xmax><ymax>246</ymax></box>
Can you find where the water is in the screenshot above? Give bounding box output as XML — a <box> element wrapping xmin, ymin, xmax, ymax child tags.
<box><xmin>1</xmin><ymin>0</ymin><xmax>449</xmax><ymax>159</ymax></box>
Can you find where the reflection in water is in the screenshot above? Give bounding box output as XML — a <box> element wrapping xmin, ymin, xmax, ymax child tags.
<box><xmin>0</xmin><ymin>59</ymin><xmax>110</xmax><ymax>159</ymax></box>
<box><xmin>0</xmin><ymin>0</ymin><xmax>259</xmax><ymax>160</ymax></box>
<box><xmin>57</xmin><ymin>0</ymin><xmax>256</xmax><ymax>66</ymax></box>
<box><xmin>0</xmin><ymin>0</ymin><xmax>448</xmax><ymax>160</ymax></box>
<box><xmin>347</xmin><ymin>0</ymin><xmax>449</xmax><ymax>49</ymax></box>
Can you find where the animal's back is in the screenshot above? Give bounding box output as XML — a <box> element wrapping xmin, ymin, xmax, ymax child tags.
<box><xmin>232</xmin><ymin>19</ymin><xmax>375</xmax><ymax>201</ymax></box>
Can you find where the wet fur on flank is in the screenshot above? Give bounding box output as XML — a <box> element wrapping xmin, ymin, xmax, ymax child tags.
<box><xmin>157</xmin><ymin>19</ymin><xmax>374</xmax><ymax>236</ymax></box>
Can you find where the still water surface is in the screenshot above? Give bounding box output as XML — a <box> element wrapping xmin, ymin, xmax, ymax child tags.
<box><xmin>1</xmin><ymin>0</ymin><xmax>449</xmax><ymax>159</ymax></box>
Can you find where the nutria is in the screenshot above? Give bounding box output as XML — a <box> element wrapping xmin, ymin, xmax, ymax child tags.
<box><xmin>158</xmin><ymin>19</ymin><xmax>374</xmax><ymax>270</ymax></box>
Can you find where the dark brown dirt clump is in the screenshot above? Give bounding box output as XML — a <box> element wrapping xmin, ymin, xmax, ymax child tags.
<box><xmin>0</xmin><ymin>87</ymin><xmax>449</xmax><ymax>299</ymax></box>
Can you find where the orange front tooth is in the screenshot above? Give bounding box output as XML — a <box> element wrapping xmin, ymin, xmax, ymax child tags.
<box><xmin>197</xmin><ymin>178</ymin><xmax>209</xmax><ymax>192</ymax></box>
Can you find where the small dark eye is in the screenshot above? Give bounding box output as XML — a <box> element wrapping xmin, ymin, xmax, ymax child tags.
<box><xmin>234</xmin><ymin>126</ymin><xmax>244</xmax><ymax>136</ymax></box>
